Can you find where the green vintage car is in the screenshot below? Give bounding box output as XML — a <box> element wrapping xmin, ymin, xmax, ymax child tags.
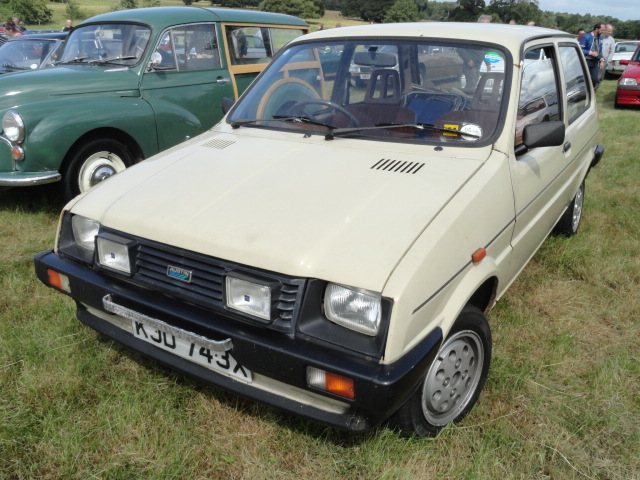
<box><xmin>0</xmin><ymin>7</ymin><xmax>308</xmax><ymax>199</ymax></box>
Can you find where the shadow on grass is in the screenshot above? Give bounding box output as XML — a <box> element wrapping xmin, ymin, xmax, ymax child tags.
<box><xmin>0</xmin><ymin>184</ymin><xmax>66</xmax><ymax>214</ymax></box>
<box><xmin>94</xmin><ymin>333</ymin><xmax>378</xmax><ymax>447</ymax></box>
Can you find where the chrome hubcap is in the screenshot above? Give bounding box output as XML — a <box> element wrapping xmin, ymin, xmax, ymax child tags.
<box><xmin>78</xmin><ymin>151</ymin><xmax>126</xmax><ymax>193</ymax></box>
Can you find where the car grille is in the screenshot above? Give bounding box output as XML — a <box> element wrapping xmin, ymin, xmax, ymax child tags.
<box><xmin>120</xmin><ymin>236</ymin><xmax>305</xmax><ymax>333</ymax></box>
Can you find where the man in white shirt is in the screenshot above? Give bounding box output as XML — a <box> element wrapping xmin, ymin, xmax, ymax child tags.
<box><xmin>599</xmin><ymin>24</ymin><xmax>615</xmax><ymax>82</ymax></box>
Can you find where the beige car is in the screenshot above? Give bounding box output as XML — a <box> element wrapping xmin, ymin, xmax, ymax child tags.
<box><xmin>35</xmin><ymin>23</ymin><xmax>604</xmax><ymax>437</ymax></box>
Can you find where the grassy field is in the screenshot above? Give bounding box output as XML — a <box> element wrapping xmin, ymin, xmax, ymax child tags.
<box><xmin>1</xmin><ymin>76</ymin><xmax>639</xmax><ymax>479</ymax></box>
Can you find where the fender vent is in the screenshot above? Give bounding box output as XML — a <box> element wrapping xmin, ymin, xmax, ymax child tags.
<box><xmin>371</xmin><ymin>158</ymin><xmax>425</xmax><ymax>174</ymax></box>
<box><xmin>201</xmin><ymin>137</ymin><xmax>235</xmax><ymax>150</ymax></box>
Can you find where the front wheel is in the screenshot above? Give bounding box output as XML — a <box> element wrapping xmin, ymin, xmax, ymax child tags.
<box><xmin>391</xmin><ymin>305</ymin><xmax>491</xmax><ymax>437</ymax></box>
<box><xmin>63</xmin><ymin>138</ymin><xmax>134</xmax><ymax>200</ymax></box>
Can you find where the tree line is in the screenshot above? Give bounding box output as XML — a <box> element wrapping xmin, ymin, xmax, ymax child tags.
<box><xmin>2</xmin><ymin>0</ymin><xmax>638</xmax><ymax>40</ymax></box>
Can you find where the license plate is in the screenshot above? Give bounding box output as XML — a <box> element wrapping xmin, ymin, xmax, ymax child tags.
<box><xmin>131</xmin><ymin>319</ymin><xmax>252</xmax><ymax>382</ymax></box>
<box><xmin>360</xmin><ymin>74</ymin><xmax>370</xmax><ymax>80</ymax></box>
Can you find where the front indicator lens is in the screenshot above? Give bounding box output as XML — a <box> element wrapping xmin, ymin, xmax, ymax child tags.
<box><xmin>324</xmin><ymin>283</ymin><xmax>381</xmax><ymax>336</ymax></box>
<box><xmin>307</xmin><ymin>367</ymin><xmax>355</xmax><ymax>400</ymax></box>
<box><xmin>96</xmin><ymin>233</ymin><xmax>135</xmax><ymax>275</ymax></box>
<box><xmin>226</xmin><ymin>276</ymin><xmax>271</xmax><ymax>321</ymax></box>
<box><xmin>2</xmin><ymin>110</ymin><xmax>25</xmax><ymax>143</ymax></box>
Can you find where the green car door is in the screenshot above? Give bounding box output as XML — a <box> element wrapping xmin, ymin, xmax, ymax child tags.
<box><xmin>141</xmin><ymin>22</ymin><xmax>234</xmax><ymax>152</ymax></box>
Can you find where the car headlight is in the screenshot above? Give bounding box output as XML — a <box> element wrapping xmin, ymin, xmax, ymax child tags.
<box><xmin>2</xmin><ymin>110</ymin><xmax>25</xmax><ymax>143</ymax></box>
<box><xmin>225</xmin><ymin>273</ymin><xmax>280</xmax><ymax>322</ymax></box>
<box><xmin>324</xmin><ymin>283</ymin><xmax>381</xmax><ymax>336</ymax></box>
<box><xmin>619</xmin><ymin>77</ymin><xmax>638</xmax><ymax>86</ymax></box>
<box><xmin>57</xmin><ymin>213</ymin><xmax>100</xmax><ymax>264</ymax></box>
<box><xmin>96</xmin><ymin>232</ymin><xmax>136</xmax><ymax>275</ymax></box>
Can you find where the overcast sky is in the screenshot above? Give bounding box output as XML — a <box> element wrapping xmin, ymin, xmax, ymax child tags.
<box><xmin>429</xmin><ymin>0</ymin><xmax>638</xmax><ymax>22</ymax></box>
<box><xmin>535</xmin><ymin>0</ymin><xmax>638</xmax><ymax>21</ymax></box>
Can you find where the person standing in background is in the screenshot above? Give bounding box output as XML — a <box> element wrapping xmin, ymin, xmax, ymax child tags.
<box><xmin>580</xmin><ymin>22</ymin><xmax>605</xmax><ymax>90</ymax></box>
<box><xmin>599</xmin><ymin>24</ymin><xmax>615</xmax><ymax>83</ymax></box>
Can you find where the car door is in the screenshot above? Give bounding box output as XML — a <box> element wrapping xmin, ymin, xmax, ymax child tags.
<box><xmin>140</xmin><ymin>22</ymin><xmax>234</xmax><ymax>152</ymax></box>
<box><xmin>508</xmin><ymin>43</ymin><xmax>582</xmax><ymax>271</ymax></box>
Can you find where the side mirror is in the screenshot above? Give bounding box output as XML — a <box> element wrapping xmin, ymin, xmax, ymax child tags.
<box><xmin>221</xmin><ymin>97</ymin><xmax>235</xmax><ymax>115</ymax></box>
<box><xmin>148</xmin><ymin>51</ymin><xmax>174</xmax><ymax>71</ymax></box>
<box><xmin>523</xmin><ymin>121</ymin><xmax>565</xmax><ymax>148</ymax></box>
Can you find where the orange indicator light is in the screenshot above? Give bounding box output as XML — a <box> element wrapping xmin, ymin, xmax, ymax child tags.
<box><xmin>325</xmin><ymin>372</ymin><xmax>355</xmax><ymax>400</ymax></box>
<box><xmin>472</xmin><ymin>248</ymin><xmax>487</xmax><ymax>263</ymax></box>
<box><xmin>47</xmin><ymin>269</ymin><xmax>70</xmax><ymax>293</ymax></box>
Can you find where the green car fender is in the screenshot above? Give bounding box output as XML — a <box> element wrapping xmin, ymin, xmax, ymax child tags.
<box><xmin>16</xmin><ymin>95</ymin><xmax>158</xmax><ymax>174</ymax></box>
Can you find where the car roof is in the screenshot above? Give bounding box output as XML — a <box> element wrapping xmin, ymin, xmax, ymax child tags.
<box><xmin>7</xmin><ymin>32</ymin><xmax>67</xmax><ymax>41</ymax></box>
<box><xmin>296</xmin><ymin>22</ymin><xmax>574</xmax><ymax>54</ymax></box>
<box><xmin>80</xmin><ymin>6</ymin><xmax>308</xmax><ymax>29</ymax></box>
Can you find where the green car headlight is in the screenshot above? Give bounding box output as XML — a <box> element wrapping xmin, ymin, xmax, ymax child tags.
<box><xmin>2</xmin><ymin>110</ymin><xmax>25</xmax><ymax>143</ymax></box>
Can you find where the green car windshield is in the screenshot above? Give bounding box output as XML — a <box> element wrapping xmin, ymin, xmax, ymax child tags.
<box><xmin>229</xmin><ymin>39</ymin><xmax>508</xmax><ymax>144</ymax></box>
<box><xmin>59</xmin><ymin>23</ymin><xmax>151</xmax><ymax>66</ymax></box>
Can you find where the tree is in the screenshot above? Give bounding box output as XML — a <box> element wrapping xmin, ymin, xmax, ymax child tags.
<box><xmin>487</xmin><ymin>0</ymin><xmax>542</xmax><ymax>25</ymax></box>
<box><xmin>384</xmin><ymin>0</ymin><xmax>421</xmax><ymax>23</ymax></box>
<box><xmin>4</xmin><ymin>0</ymin><xmax>52</xmax><ymax>24</ymax></box>
<box><xmin>65</xmin><ymin>0</ymin><xmax>88</xmax><ymax>21</ymax></box>
<box><xmin>342</xmin><ymin>0</ymin><xmax>395</xmax><ymax>23</ymax></box>
<box><xmin>260</xmin><ymin>0</ymin><xmax>321</xmax><ymax>19</ymax></box>
<box><xmin>449</xmin><ymin>0</ymin><xmax>485</xmax><ymax>22</ymax></box>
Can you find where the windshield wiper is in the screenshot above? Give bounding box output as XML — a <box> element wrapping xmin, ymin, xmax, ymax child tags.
<box><xmin>231</xmin><ymin>116</ymin><xmax>335</xmax><ymax>129</ymax></box>
<box><xmin>58</xmin><ymin>56</ymin><xmax>88</xmax><ymax>65</ymax></box>
<box><xmin>325</xmin><ymin>123</ymin><xmax>480</xmax><ymax>140</ymax></box>
<box><xmin>87</xmin><ymin>55</ymin><xmax>137</xmax><ymax>65</ymax></box>
<box><xmin>2</xmin><ymin>63</ymin><xmax>28</xmax><ymax>70</ymax></box>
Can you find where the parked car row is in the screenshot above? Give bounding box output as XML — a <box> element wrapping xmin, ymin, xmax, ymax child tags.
<box><xmin>34</xmin><ymin>20</ymin><xmax>604</xmax><ymax>437</ymax></box>
<box><xmin>0</xmin><ymin>7</ymin><xmax>308</xmax><ymax>199</ymax></box>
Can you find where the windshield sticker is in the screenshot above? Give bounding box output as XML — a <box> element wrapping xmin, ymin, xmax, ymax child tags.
<box><xmin>485</xmin><ymin>52</ymin><xmax>502</xmax><ymax>64</ymax></box>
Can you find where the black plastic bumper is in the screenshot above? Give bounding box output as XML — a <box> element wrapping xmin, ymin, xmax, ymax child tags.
<box><xmin>34</xmin><ymin>249</ymin><xmax>442</xmax><ymax>432</ymax></box>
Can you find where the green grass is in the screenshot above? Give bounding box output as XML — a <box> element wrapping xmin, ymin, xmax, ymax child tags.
<box><xmin>1</xmin><ymin>80</ymin><xmax>639</xmax><ymax>479</ymax></box>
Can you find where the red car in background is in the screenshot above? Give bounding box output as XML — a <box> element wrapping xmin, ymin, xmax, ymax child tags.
<box><xmin>615</xmin><ymin>44</ymin><xmax>640</xmax><ymax>108</ymax></box>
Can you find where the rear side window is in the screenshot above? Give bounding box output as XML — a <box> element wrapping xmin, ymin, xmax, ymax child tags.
<box><xmin>515</xmin><ymin>46</ymin><xmax>560</xmax><ymax>146</ymax></box>
<box><xmin>226</xmin><ymin>25</ymin><xmax>305</xmax><ymax>65</ymax></box>
<box><xmin>559</xmin><ymin>44</ymin><xmax>590</xmax><ymax>123</ymax></box>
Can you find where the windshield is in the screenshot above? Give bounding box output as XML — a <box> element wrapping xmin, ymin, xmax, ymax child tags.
<box><xmin>228</xmin><ymin>39</ymin><xmax>508</xmax><ymax>144</ymax></box>
<box><xmin>0</xmin><ymin>38</ymin><xmax>63</xmax><ymax>70</ymax></box>
<box><xmin>60</xmin><ymin>23</ymin><xmax>151</xmax><ymax>66</ymax></box>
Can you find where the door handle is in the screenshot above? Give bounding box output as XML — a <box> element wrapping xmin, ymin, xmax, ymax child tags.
<box><xmin>216</xmin><ymin>77</ymin><xmax>231</xmax><ymax>84</ymax></box>
<box><xmin>563</xmin><ymin>141</ymin><xmax>571</xmax><ymax>153</ymax></box>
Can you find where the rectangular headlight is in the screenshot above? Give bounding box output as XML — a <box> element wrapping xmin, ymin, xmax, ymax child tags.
<box><xmin>225</xmin><ymin>275</ymin><xmax>272</xmax><ymax>321</ymax></box>
<box><xmin>324</xmin><ymin>283</ymin><xmax>381</xmax><ymax>336</ymax></box>
<box><xmin>96</xmin><ymin>232</ymin><xmax>136</xmax><ymax>275</ymax></box>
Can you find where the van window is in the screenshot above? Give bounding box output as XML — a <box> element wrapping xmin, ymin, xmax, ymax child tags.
<box><xmin>559</xmin><ymin>45</ymin><xmax>590</xmax><ymax>123</ymax></box>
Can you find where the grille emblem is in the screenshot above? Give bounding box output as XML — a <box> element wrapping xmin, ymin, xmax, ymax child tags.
<box><xmin>167</xmin><ymin>266</ymin><xmax>192</xmax><ymax>283</ymax></box>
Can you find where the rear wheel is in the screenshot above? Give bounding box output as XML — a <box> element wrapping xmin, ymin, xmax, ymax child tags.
<box><xmin>63</xmin><ymin>138</ymin><xmax>134</xmax><ymax>200</ymax></box>
<box><xmin>554</xmin><ymin>180</ymin><xmax>584</xmax><ymax>237</ymax></box>
<box><xmin>391</xmin><ymin>305</ymin><xmax>491</xmax><ymax>437</ymax></box>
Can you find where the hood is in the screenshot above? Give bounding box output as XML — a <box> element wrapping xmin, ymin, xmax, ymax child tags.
<box><xmin>0</xmin><ymin>66</ymin><xmax>139</xmax><ymax>108</ymax></box>
<box><xmin>71</xmin><ymin>131</ymin><xmax>487</xmax><ymax>292</ymax></box>
<box><xmin>620</xmin><ymin>62</ymin><xmax>640</xmax><ymax>80</ymax></box>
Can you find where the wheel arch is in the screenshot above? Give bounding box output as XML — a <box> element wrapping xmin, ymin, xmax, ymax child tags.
<box><xmin>60</xmin><ymin>127</ymin><xmax>145</xmax><ymax>177</ymax></box>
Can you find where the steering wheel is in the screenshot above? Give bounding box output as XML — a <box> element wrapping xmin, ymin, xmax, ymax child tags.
<box><xmin>291</xmin><ymin>99</ymin><xmax>361</xmax><ymax>127</ymax></box>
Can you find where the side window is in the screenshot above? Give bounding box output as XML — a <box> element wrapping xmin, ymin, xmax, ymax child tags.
<box><xmin>154</xmin><ymin>24</ymin><xmax>220</xmax><ymax>72</ymax></box>
<box><xmin>226</xmin><ymin>26</ymin><xmax>306</xmax><ymax>65</ymax></box>
<box><xmin>515</xmin><ymin>46</ymin><xmax>560</xmax><ymax>146</ymax></box>
<box><xmin>559</xmin><ymin>44</ymin><xmax>590</xmax><ymax>123</ymax></box>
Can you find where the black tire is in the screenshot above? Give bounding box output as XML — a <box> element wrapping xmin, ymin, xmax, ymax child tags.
<box><xmin>391</xmin><ymin>304</ymin><xmax>491</xmax><ymax>437</ymax></box>
<box><xmin>554</xmin><ymin>180</ymin><xmax>585</xmax><ymax>237</ymax></box>
<box><xmin>63</xmin><ymin>138</ymin><xmax>134</xmax><ymax>201</ymax></box>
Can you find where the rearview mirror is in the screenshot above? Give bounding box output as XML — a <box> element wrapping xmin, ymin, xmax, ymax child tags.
<box><xmin>523</xmin><ymin>121</ymin><xmax>565</xmax><ymax>148</ymax></box>
<box><xmin>353</xmin><ymin>51</ymin><xmax>396</xmax><ymax>68</ymax></box>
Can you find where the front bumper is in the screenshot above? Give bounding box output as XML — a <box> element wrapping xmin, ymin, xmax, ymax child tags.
<box><xmin>616</xmin><ymin>86</ymin><xmax>640</xmax><ymax>106</ymax></box>
<box><xmin>34</xmin><ymin>249</ymin><xmax>442</xmax><ymax>432</ymax></box>
<box><xmin>0</xmin><ymin>170</ymin><xmax>61</xmax><ymax>187</ymax></box>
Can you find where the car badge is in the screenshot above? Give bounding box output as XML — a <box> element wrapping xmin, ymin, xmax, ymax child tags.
<box><xmin>167</xmin><ymin>265</ymin><xmax>192</xmax><ymax>283</ymax></box>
